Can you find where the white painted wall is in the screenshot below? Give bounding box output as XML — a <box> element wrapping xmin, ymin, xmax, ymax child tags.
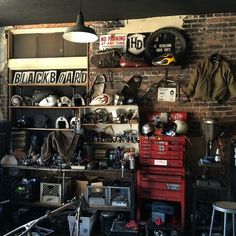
<box><xmin>109</xmin><ymin>15</ymin><xmax>186</xmax><ymax>34</ymax></box>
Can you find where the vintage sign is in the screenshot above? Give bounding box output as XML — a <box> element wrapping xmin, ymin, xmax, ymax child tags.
<box><xmin>126</xmin><ymin>33</ymin><xmax>150</xmax><ymax>57</ymax></box>
<box><xmin>99</xmin><ymin>34</ymin><xmax>127</xmax><ymax>52</ymax></box>
<box><xmin>157</xmin><ymin>87</ymin><xmax>176</xmax><ymax>102</ymax></box>
<box><xmin>12</xmin><ymin>70</ymin><xmax>87</xmax><ymax>84</ymax></box>
<box><xmin>154</xmin><ymin>33</ymin><xmax>175</xmax><ymax>55</ymax></box>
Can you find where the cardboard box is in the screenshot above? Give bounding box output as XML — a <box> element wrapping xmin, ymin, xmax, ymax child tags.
<box><xmin>68</xmin><ymin>213</ymin><xmax>97</xmax><ymax>236</ymax></box>
<box><xmin>75</xmin><ymin>180</ymin><xmax>88</xmax><ymax>197</ymax></box>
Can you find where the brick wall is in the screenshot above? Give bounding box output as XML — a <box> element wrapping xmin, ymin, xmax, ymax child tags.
<box><xmin>0</xmin><ymin>13</ymin><xmax>235</xmax><ymax>172</ymax></box>
<box><xmin>90</xmin><ymin>13</ymin><xmax>236</xmax><ymax>138</ymax></box>
<box><xmin>0</xmin><ymin>65</ymin><xmax>8</xmax><ymax>120</ymax></box>
<box><xmin>2</xmin><ymin>14</ymin><xmax>236</xmax><ymax>136</ymax></box>
<box><xmin>88</xmin><ymin>14</ymin><xmax>236</xmax><ymax>179</ymax></box>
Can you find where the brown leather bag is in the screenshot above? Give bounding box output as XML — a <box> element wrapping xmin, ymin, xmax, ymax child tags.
<box><xmin>90</xmin><ymin>49</ymin><xmax>121</xmax><ymax>68</ymax></box>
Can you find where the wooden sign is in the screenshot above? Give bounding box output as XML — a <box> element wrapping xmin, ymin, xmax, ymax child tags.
<box><xmin>12</xmin><ymin>70</ymin><xmax>87</xmax><ymax>84</ymax></box>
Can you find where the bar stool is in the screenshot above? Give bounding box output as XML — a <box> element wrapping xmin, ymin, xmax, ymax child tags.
<box><xmin>209</xmin><ymin>201</ymin><xmax>236</xmax><ymax>236</ymax></box>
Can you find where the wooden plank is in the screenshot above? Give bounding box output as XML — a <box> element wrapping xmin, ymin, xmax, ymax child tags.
<box><xmin>8</xmin><ymin>57</ymin><xmax>88</xmax><ymax>70</ymax></box>
<box><xmin>10</xmin><ymin>27</ymin><xmax>68</xmax><ymax>35</ymax></box>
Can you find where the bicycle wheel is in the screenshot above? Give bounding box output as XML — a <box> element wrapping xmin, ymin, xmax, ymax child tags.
<box><xmin>145</xmin><ymin>27</ymin><xmax>187</xmax><ymax>64</ymax></box>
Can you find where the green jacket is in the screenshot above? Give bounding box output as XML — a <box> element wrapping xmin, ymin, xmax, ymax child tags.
<box><xmin>186</xmin><ymin>56</ymin><xmax>236</xmax><ymax>101</ymax></box>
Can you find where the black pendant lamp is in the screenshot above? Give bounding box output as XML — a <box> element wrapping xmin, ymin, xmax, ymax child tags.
<box><xmin>63</xmin><ymin>0</ymin><xmax>98</xmax><ymax>43</ymax></box>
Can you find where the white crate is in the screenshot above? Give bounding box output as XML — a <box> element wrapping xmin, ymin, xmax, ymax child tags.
<box><xmin>85</xmin><ymin>185</ymin><xmax>131</xmax><ymax>208</ymax></box>
<box><xmin>85</xmin><ymin>186</ymin><xmax>108</xmax><ymax>206</ymax></box>
<box><xmin>40</xmin><ymin>178</ymin><xmax>72</xmax><ymax>205</ymax></box>
<box><xmin>108</xmin><ymin>186</ymin><xmax>131</xmax><ymax>208</ymax></box>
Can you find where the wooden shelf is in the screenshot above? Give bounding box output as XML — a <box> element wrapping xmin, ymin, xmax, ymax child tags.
<box><xmin>8</xmin><ymin>57</ymin><xmax>88</xmax><ymax>70</ymax></box>
<box><xmin>9</xmin><ymin>105</ymin><xmax>138</xmax><ymax>109</ymax></box>
<box><xmin>91</xmin><ymin>65</ymin><xmax>182</xmax><ymax>73</ymax></box>
<box><xmin>10</xmin><ymin>200</ymin><xmax>131</xmax><ymax>211</ymax></box>
<box><xmin>12</xmin><ymin>127</ymin><xmax>73</xmax><ymax>131</ymax></box>
<box><xmin>10</xmin><ymin>201</ymin><xmax>63</xmax><ymax>208</ymax></box>
<box><xmin>82</xmin><ymin>104</ymin><xmax>138</xmax><ymax>109</ymax></box>
<box><xmin>9</xmin><ymin>106</ymin><xmax>84</xmax><ymax>109</ymax></box>
<box><xmin>0</xmin><ymin>165</ymin><xmax>133</xmax><ymax>177</ymax></box>
<box><xmin>83</xmin><ymin>122</ymin><xmax>138</xmax><ymax>126</ymax></box>
<box><xmin>84</xmin><ymin>206</ymin><xmax>131</xmax><ymax>212</ymax></box>
<box><xmin>86</xmin><ymin>142</ymin><xmax>138</xmax><ymax>145</ymax></box>
<box><xmin>8</xmin><ymin>83</ymin><xmax>87</xmax><ymax>87</ymax></box>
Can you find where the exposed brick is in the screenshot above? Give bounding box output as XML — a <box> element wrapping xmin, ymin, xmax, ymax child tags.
<box><xmin>0</xmin><ymin>14</ymin><xmax>236</xmax><ymax>136</ymax></box>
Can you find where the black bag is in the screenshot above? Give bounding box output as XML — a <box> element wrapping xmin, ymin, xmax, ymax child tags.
<box><xmin>90</xmin><ymin>49</ymin><xmax>122</xmax><ymax>68</ymax></box>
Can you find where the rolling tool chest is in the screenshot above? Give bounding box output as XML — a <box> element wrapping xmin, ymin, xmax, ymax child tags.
<box><xmin>137</xmin><ymin>135</ymin><xmax>186</xmax><ymax>231</ymax></box>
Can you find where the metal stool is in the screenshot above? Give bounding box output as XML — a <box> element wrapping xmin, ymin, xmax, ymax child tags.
<box><xmin>209</xmin><ymin>201</ymin><xmax>236</xmax><ymax>236</ymax></box>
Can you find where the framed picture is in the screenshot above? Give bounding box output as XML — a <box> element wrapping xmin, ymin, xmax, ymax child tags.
<box><xmin>157</xmin><ymin>87</ymin><xmax>176</xmax><ymax>102</ymax></box>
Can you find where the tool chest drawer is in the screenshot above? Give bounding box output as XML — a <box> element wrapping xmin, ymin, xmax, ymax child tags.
<box><xmin>140</xmin><ymin>158</ymin><xmax>183</xmax><ymax>167</ymax></box>
<box><xmin>140</xmin><ymin>173</ymin><xmax>183</xmax><ymax>183</ymax></box>
<box><xmin>141</xmin><ymin>166</ymin><xmax>186</xmax><ymax>177</ymax></box>
<box><xmin>138</xmin><ymin>172</ymin><xmax>185</xmax><ymax>201</ymax></box>
<box><xmin>150</xmin><ymin>151</ymin><xmax>184</xmax><ymax>159</ymax></box>
<box><xmin>141</xmin><ymin>181</ymin><xmax>183</xmax><ymax>192</ymax></box>
<box><xmin>139</xmin><ymin>135</ymin><xmax>186</xmax><ymax>146</ymax></box>
<box><xmin>140</xmin><ymin>189</ymin><xmax>183</xmax><ymax>202</ymax></box>
<box><xmin>139</xmin><ymin>150</ymin><xmax>184</xmax><ymax>161</ymax></box>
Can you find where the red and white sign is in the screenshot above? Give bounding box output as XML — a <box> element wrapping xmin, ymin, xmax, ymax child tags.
<box><xmin>99</xmin><ymin>34</ymin><xmax>127</xmax><ymax>52</ymax></box>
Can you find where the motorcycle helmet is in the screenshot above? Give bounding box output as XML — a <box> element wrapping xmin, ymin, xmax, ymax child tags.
<box><xmin>57</xmin><ymin>96</ymin><xmax>72</xmax><ymax>107</ymax></box>
<box><xmin>141</xmin><ymin>123</ymin><xmax>155</xmax><ymax>136</ymax></box>
<box><xmin>32</xmin><ymin>90</ymin><xmax>55</xmax><ymax>103</ymax></box>
<box><xmin>90</xmin><ymin>94</ymin><xmax>113</xmax><ymax>105</ymax></box>
<box><xmin>11</xmin><ymin>95</ymin><xmax>23</xmax><ymax>106</ymax></box>
<box><xmin>72</xmin><ymin>94</ymin><xmax>85</xmax><ymax>106</ymax></box>
<box><xmin>152</xmin><ymin>53</ymin><xmax>176</xmax><ymax>66</ymax></box>
<box><xmin>23</xmin><ymin>96</ymin><xmax>35</xmax><ymax>106</ymax></box>
<box><xmin>173</xmin><ymin>120</ymin><xmax>188</xmax><ymax>134</ymax></box>
<box><xmin>39</xmin><ymin>95</ymin><xmax>58</xmax><ymax>107</ymax></box>
<box><xmin>70</xmin><ymin>117</ymin><xmax>81</xmax><ymax>129</ymax></box>
<box><xmin>55</xmin><ymin>116</ymin><xmax>70</xmax><ymax>129</ymax></box>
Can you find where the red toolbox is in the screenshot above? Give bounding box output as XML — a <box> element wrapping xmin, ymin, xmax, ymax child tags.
<box><xmin>139</xmin><ymin>135</ymin><xmax>185</xmax><ymax>167</ymax></box>
<box><xmin>139</xmin><ymin>172</ymin><xmax>185</xmax><ymax>202</ymax></box>
<box><xmin>138</xmin><ymin>134</ymin><xmax>186</xmax><ymax>230</ymax></box>
<box><xmin>137</xmin><ymin>167</ymin><xmax>186</xmax><ymax>229</ymax></box>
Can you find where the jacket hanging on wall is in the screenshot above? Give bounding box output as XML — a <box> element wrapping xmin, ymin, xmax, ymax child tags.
<box><xmin>41</xmin><ymin>131</ymin><xmax>80</xmax><ymax>164</ymax></box>
<box><xmin>186</xmin><ymin>54</ymin><xmax>236</xmax><ymax>101</ymax></box>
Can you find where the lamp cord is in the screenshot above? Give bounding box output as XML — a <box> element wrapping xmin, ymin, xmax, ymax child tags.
<box><xmin>79</xmin><ymin>0</ymin><xmax>82</xmax><ymax>12</ymax></box>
